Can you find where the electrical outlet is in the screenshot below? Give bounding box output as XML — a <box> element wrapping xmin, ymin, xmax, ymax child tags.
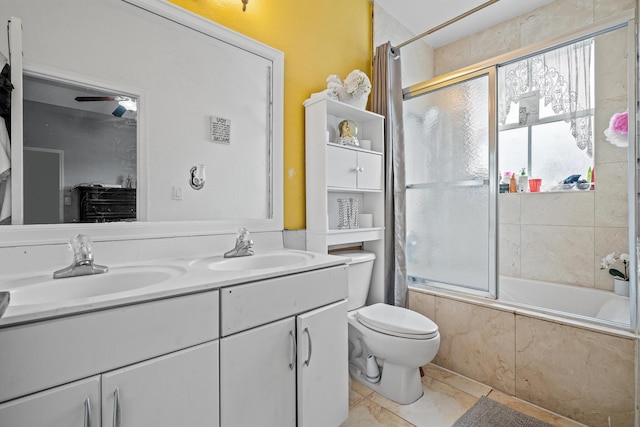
<box><xmin>172</xmin><ymin>186</ymin><xmax>183</xmax><ymax>201</ymax></box>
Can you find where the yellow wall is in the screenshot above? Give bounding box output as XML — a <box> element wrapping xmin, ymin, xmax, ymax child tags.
<box><xmin>169</xmin><ymin>0</ymin><xmax>373</xmax><ymax>230</ymax></box>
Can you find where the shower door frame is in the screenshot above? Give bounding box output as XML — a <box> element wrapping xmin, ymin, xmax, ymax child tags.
<box><xmin>403</xmin><ymin>66</ymin><xmax>498</xmax><ymax>299</ymax></box>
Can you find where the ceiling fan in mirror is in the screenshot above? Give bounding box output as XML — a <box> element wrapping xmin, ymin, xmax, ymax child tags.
<box><xmin>75</xmin><ymin>95</ymin><xmax>137</xmax><ymax>117</ymax></box>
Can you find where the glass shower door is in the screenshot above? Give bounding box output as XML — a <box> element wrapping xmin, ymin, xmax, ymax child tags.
<box><xmin>404</xmin><ymin>68</ymin><xmax>496</xmax><ymax>296</ymax></box>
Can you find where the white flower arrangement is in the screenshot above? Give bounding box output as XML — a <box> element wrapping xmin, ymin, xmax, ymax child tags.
<box><xmin>343</xmin><ymin>70</ymin><xmax>371</xmax><ymax>100</ymax></box>
<box><xmin>325</xmin><ymin>70</ymin><xmax>371</xmax><ymax>108</ymax></box>
<box><xmin>600</xmin><ymin>252</ymin><xmax>629</xmax><ymax>281</ymax></box>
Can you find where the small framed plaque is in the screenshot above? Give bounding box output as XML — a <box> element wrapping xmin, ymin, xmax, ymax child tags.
<box><xmin>211</xmin><ymin>116</ymin><xmax>231</xmax><ymax>144</ymax></box>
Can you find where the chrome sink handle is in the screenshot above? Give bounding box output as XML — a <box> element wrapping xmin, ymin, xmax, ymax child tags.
<box><xmin>71</xmin><ymin>234</ymin><xmax>94</xmax><ymax>264</ymax></box>
<box><xmin>53</xmin><ymin>234</ymin><xmax>108</xmax><ymax>279</ymax></box>
<box><xmin>223</xmin><ymin>228</ymin><xmax>254</xmax><ymax>258</ymax></box>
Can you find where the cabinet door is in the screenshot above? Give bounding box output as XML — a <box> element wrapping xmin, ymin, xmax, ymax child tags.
<box><xmin>356</xmin><ymin>151</ymin><xmax>383</xmax><ymax>190</ymax></box>
<box><xmin>220</xmin><ymin>317</ymin><xmax>296</xmax><ymax>427</ymax></box>
<box><xmin>297</xmin><ymin>300</ymin><xmax>349</xmax><ymax>427</ymax></box>
<box><xmin>0</xmin><ymin>376</ymin><xmax>100</xmax><ymax>427</ymax></box>
<box><xmin>102</xmin><ymin>341</ymin><xmax>219</xmax><ymax>427</ymax></box>
<box><xmin>327</xmin><ymin>145</ymin><xmax>357</xmax><ymax>188</ymax></box>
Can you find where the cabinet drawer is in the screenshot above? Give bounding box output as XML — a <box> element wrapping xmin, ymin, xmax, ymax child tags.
<box><xmin>0</xmin><ymin>290</ymin><xmax>219</xmax><ymax>403</ymax></box>
<box><xmin>221</xmin><ymin>266</ymin><xmax>348</xmax><ymax>336</ymax></box>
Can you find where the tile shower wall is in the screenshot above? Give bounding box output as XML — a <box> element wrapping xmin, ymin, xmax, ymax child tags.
<box><xmin>433</xmin><ymin>0</ymin><xmax>632</xmax><ymax>292</ymax></box>
<box><xmin>499</xmin><ymin>190</ymin><xmax>628</xmax><ymax>291</ymax></box>
<box><xmin>408</xmin><ymin>289</ymin><xmax>636</xmax><ymax>426</ymax></box>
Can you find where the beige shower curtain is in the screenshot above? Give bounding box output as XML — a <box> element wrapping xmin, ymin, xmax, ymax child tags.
<box><xmin>371</xmin><ymin>42</ymin><xmax>407</xmax><ymax>307</ymax></box>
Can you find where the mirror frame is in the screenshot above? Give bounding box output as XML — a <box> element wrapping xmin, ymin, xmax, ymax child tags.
<box><xmin>1</xmin><ymin>0</ymin><xmax>284</xmax><ymax>247</ymax></box>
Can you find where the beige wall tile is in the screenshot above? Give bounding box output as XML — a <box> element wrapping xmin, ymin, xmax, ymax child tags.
<box><xmin>498</xmin><ymin>193</ymin><xmax>520</xmax><ymax>224</ymax></box>
<box><xmin>520</xmin><ymin>192</ymin><xmax>594</xmax><ymax>226</ymax></box>
<box><xmin>499</xmin><ymin>224</ymin><xmax>521</xmax><ymax>277</ymax></box>
<box><xmin>407</xmin><ymin>290</ymin><xmax>436</xmax><ymax>321</ymax></box>
<box><xmin>594</xmin><ymin>226</ymin><xmax>629</xmax><ymax>290</ymax></box>
<box><xmin>519</xmin><ymin>0</ymin><xmax>594</xmax><ymax>47</ymax></box>
<box><xmin>468</xmin><ymin>19</ymin><xmax>520</xmax><ymax>66</ymax></box>
<box><xmin>520</xmin><ymin>225</ymin><xmax>594</xmax><ymax>286</ymax></box>
<box><xmin>434</xmin><ymin>38</ymin><xmax>471</xmax><ymax>76</ymax></box>
<box><xmin>594</xmin><ymin>161</ymin><xmax>628</xmax><ymax>228</ymax></box>
<box><xmin>594</xmin><ymin>27</ymin><xmax>628</xmax><ymax>103</ymax></box>
<box><xmin>435</xmin><ymin>297</ymin><xmax>516</xmax><ymax>394</ymax></box>
<box><xmin>593</xmin><ymin>0</ymin><xmax>635</xmax><ymax>20</ymax></box>
<box><xmin>515</xmin><ymin>315</ymin><xmax>635</xmax><ymax>426</ymax></box>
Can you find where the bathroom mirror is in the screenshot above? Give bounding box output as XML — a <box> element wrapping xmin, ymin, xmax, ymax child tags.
<box><xmin>0</xmin><ymin>0</ymin><xmax>283</xmax><ymax>242</ymax></box>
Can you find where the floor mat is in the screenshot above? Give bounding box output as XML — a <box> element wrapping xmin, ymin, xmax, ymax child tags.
<box><xmin>452</xmin><ymin>396</ymin><xmax>554</xmax><ymax>427</ymax></box>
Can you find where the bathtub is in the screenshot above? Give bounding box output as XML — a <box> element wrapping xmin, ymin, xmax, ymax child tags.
<box><xmin>499</xmin><ymin>276</ymin><xmax>630</xmax><ymax>325</ymax></box>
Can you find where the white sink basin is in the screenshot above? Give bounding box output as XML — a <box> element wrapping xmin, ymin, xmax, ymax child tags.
<box><xmin>5</xmin><ymin>265</ymin><xmax>187</xmax><ymax>306</ymax></box>
<box><xmin>191</xmin><ymin>251</ymin><xmax>316</xmax><ymax>272</ymax></box>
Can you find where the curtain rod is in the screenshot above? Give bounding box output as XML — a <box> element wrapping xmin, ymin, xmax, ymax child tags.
<box><xmin>393</xmin><ymin>0</ymin><xmax>500</xmax><ymax>50</ymax></box>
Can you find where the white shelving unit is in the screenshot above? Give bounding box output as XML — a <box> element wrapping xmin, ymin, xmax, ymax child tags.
<box><xmin>304</xmin><ymin>97</ymin><xmax>386</xmax><ymax>304</ymax></box>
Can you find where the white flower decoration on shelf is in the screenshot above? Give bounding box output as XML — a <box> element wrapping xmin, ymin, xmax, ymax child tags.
<box><xmin>343</xmin><ymin>70</ymin><xmax>371</xmax><ymax>100</ymax></box>
<box><xmin>325</xmin><ymin>70</ymin><xmax>371</xmax><ymax>109</ymax></box>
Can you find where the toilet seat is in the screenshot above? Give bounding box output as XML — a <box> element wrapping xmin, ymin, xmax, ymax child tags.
<box><xmin>356</xmin><ymin>303</ymin><xmax>438</xmax><ymax>340</ymax></box>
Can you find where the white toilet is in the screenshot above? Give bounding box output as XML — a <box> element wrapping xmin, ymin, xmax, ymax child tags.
<box><xmin>338</xmin><ymin>251</ymin><xmax>440</xmax><ymax>405</ymax></box>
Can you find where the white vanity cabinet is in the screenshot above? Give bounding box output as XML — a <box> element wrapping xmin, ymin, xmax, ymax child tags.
<box><xmin>220</xmin><ymin>317</ymin><xmax>297</xmax><ymax>427</ymax></box>
<box><xmin>0</xmin><ymin>257</ymin><xmax>348</xmax><ymax>427</ymax></box>
<box><xmin>296</xmin><ymin>300</ymin><xmax>349</xmax><ymax>427</ymax></box>
<box><xmin>219</xmin><ymin>265</ymin><xmax>349</xmax><ymax>427</ymax></box>
<box><xmin>101</xmin><ymin>341</ymin><xmax>219</xmax><ymax>427</ymax></box>
<box><xmin>0</xmin><ymin>376</ymin><xmax>101</xmax><ymax>427</ymax></box>
<box><xmin>0</xmin><ymin>291</ymin><xmax>220</xmax><ymax>427</ymax></box>
<box><xmin>0</xmin><ymin>342</ymin><xmax>219</xmax><ymax>427</ymax></box>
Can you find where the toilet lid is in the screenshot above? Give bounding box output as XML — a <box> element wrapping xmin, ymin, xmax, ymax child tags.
<box><xmin>357</xmin><ymin>303</ymin><xmax>438</xmax><ymax>339</ymax></box>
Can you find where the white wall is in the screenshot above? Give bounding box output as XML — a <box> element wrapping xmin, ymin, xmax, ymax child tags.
<box><xmin>373</xmin><ymin>2</ymin><xmax>434</xmax><ymax>88</ymax></box>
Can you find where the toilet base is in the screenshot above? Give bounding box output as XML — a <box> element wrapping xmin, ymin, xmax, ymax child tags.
<box><xmin>349</xmin><ymin>359</ymin><xmax>423</xmax><ymax>405</ymax></box>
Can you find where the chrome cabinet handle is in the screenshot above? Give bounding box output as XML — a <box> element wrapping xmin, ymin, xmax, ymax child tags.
<box><xmin>112</xmin><ymin>387</ymin><xmax>121</xmax><ymax>427</ymax></box>
<box><xmin>356</xmin><ymin>166</ymin><xmax>364</xmax><ymax>172</ymax></box>
<box><xmin>289</xmin><ymin>330</ymin><xmax>296</xmax><ymax>370</ymax></box>
<box><xmin>303</xmin><ymin>327</ymin><xmax>312</xmax><ymax>367</ymax></box>
<box><xmin>84</xmin><ymin>398</ymin><xmax>92</xmax><ymax>427</ymax></box>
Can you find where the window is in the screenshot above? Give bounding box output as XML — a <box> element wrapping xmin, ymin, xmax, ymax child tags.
<box><xmin>498</xmin><ymin>38</ymin><xmax>594</xmax><ymax>191</ymax></box>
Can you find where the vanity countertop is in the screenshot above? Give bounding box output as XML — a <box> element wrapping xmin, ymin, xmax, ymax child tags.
<box><xmin>0</xmin><ymin>249</ymin><xmax>347</xmax><ymax>327</ymax></box>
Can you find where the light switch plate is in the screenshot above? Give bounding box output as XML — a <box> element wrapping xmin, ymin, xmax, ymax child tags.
<box><xmin>172</xmin><ymin>186</ymin><xmax>183</xmax><ymax>200</ymax></box>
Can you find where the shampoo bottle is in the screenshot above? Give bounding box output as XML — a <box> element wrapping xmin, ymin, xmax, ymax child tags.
<box><xmin>509</xmin><ymin>172</ymin><xmax>517</xmax><ymax>193</ymax></box>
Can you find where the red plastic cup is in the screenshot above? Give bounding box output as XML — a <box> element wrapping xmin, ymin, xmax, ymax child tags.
<box><xmin>529</xmin><ymin>178</ymin><xmax>542</xmax><ymax>192</ymax></box>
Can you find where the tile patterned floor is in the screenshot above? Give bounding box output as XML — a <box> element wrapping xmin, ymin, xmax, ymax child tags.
<box><xmin>340</xmin><ymin>364</ymin><xmax>587</xmax><ymax>427</ymax></box>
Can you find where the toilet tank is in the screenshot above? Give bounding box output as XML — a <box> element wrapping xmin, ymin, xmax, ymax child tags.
<box><xmin>333</xmin><ymin>251</ymin><xmax>376</xmax><ymax>311</ymax></box>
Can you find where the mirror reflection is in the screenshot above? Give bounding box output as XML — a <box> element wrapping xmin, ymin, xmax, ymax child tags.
<box><xmin>22</xmin><ymin>75</ymin><xmax>137</xmax><ymax>224</ymax></box>
<box><xmin>0</xmin><ymin>0</ymin><xmax>278</xmax><ymax>230</ymax></box>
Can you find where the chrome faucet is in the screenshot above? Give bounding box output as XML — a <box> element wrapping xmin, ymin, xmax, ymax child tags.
<box><xmin>224</xmin><ymin>228</ymin><xmax>254</xmax><ymax>258</ymax></box>
<box><xmin>53</xmin><ymin>234</ymin><xmax>108</xmax><ymax>279</ymax></box>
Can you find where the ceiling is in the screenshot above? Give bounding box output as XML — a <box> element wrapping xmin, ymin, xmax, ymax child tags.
<box><xmin>375</xmin><ymin>0</ymin><xmax>554</xmax><ymax>48</ymax></box>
